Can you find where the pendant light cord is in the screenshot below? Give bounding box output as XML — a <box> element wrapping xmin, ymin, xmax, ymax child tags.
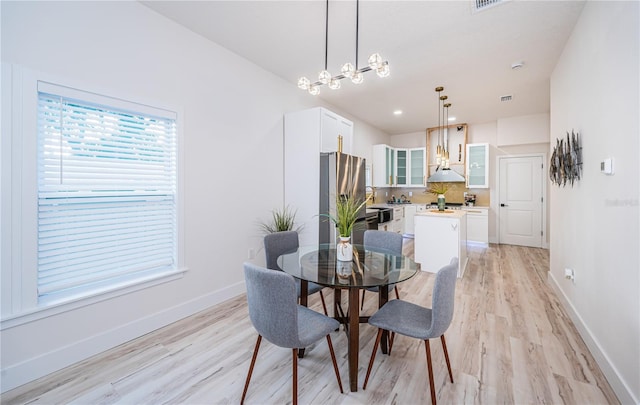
<box><xmin>355</xmin><ymin>0</ymin><xmax>360</xmax><ymax>69</ymax></box>
<box><xmin>324</xmin><ymin>0</ymin><xmax>329</xmax><ymax>70</ymax></box>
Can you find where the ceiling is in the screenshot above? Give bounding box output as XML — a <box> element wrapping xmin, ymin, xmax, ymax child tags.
<box><xmin>141</xmin><ymin>0</ymin><xmax>585</xmax><ymax>135</ymax></box>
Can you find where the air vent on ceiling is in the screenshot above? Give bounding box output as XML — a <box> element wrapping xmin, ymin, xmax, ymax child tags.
<box><xmin>473</xmin><ymin>0</ymin><xmax>506</xmax><ymax>13</ymax></box>
<box><xmin>500</xmin><ymin>95</ymin><xmax>513</xmax><ymax>102</ymax></box>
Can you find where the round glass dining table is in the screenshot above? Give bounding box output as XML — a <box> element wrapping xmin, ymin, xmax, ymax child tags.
<box><xmin>278</xmin><ymin>243</ymin><xmax>419</xmax><ymax>392</ymax></box>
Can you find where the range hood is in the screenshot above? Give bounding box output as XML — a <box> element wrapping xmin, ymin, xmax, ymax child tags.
<box><xmin>426</xmin><ymin>168</ymin><xmax>466</xmax><ymax>183</ymax></box>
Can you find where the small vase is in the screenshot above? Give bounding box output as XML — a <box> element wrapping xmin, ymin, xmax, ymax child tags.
<box><xmin>336</xmin><ymin>236</ymin><xmax>353</xmax><ymax>262</ymax></box>
<box><xmin>437</xmin><ymin>194</ymin><xmax>446</xmax><ymax>211</ymax></box>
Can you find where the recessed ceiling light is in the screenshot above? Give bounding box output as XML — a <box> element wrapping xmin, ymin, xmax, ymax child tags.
<box><xmin>393</xmin><ymin>110</ymin><xmax>403</xmax><ymax>116</ymax></box>
<box><xmin>448</xmin><ymin>116</ymin><xmax>456</xmax><ymax>121</ymax></box>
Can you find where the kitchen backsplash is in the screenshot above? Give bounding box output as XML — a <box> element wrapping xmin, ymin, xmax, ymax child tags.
<box><xmin>368</xmin><ymin>184</ymin><xmax>490</xmax><ymax>206</ymax></box>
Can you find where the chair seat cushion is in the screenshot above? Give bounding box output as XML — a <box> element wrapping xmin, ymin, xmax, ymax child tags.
<box><xmin>297</xmin><ymin>306</ymin><xmax>340</xmax><ymax>347</ymax></box>
<box><xmin>296</xmin><ymin>280</ymin><xmax>324</xmax><ymax>297</ymax></box>
<box><xmin>368</xmin><ymin>299</ymin><xmax>434</xmax><ymax>340</ymax></box>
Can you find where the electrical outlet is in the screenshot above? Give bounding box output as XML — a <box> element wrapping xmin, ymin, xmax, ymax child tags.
<box><xmin>385</xmin><ymin>191</ymin><xmax>388</xmax><ymax>197</ymax></box>
<box><xmin>564</xmin><ymin>268</ymin><xmax>575</xmax><ymax>283</ymax></box>
<box><xmin>409</xmin><ymin>191</ymin><xmax>413</xmax><ymax>197</ymax></box>
<box><xmin>248</xmin><ymin>248</ymin><xmax>255</xmax><ymax>259</ymax></box>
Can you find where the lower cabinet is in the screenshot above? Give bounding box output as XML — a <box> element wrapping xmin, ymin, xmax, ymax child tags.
<box><xmin>462</xmin><ymin>207</ymin><xmax>489</xmax><ymax>245</ymax></box>
<box><xmin>414</xmin><ymin>212</ymin><xmax>468</xmax><ymax>278</ymax></box>
<box><xmin>392</xmin><ymin>207</ymin><xmax>404</xmax><ymax>234</ymax></box>
<box><xmin>402</xmin><ymin>205</ymin><xmax>417</xmax><ymax>235</ymax></box>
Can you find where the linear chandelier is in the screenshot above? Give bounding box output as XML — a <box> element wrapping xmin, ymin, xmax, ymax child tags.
<box><xmin>297</xmin><ymin>0</ymin><xmax>390</xmax><ymax>95</ymax></box>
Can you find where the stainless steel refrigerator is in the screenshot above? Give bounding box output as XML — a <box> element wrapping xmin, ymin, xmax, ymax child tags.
<box><xmin>319</xmin><ymin>152</ymin><xmax>367</xmax><ymax>246</ymax></box>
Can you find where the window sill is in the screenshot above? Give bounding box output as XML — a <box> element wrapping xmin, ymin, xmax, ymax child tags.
<box><xmin>1</xmin><ymin>267</ymin><xmax>188</xmax><ymax>331</ymax></box>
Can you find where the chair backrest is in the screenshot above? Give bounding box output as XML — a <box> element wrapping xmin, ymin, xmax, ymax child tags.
<box><xmin>429</xmin><ymin>257</ymin><xmax>459</xmax><ymax>337</ymax></box>
<box><xmin>264</xmin><ymin>231</ymin><xmax>299</xmax><ymax>271</ymax></box>
<box><xmin>363</xmin><ymin>230</ymin><xmax>403</xmax><ymax>255</ymax></box>
<box><xmin>244</xmin><ymin>262</ymin><xmax>301</xmax><ymax>348</ymax></box>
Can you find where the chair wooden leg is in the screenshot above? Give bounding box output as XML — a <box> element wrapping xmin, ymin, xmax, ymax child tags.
<box><xmin>319</xmin><ymin>290</ymin><xmax>328</xmax><ymax>316</ymax></box>
<box><xmin>441</xmin><ymin>335</ymin><xmax>454</xmax><ymax>383</ymax></box>
<box><xmin>292</xmin><ymin>348</ymin><xmax>298</xmax><ymax>405</ymax></box>
<box><xmin>326</xmin><ymin>335</ymin><xmax>344</xmax><ymax>393</ymax></box>
<box><xmin>424</xmin><ymin>339</ymin><xmax>437</xmax><ymax>405</ymax></box>
<box><xmin>360</xmin><ymin>290</ymin><xmax>366</xmax><ymax>310</ymax></box>
<box><xmin>241</xmin><ymin>335</ymin><xmax>262</xmax><ymax>405</ymax></box>
<box><xmin>394</xmin><ymin>285</ymin><xmax>400</xmax><ymax>299</ymax></box>
<box><xmin>388</xmin><ymin>332</ymin><xmax>396</xmax><ymax>355</ymax></box>
<box><xmin>363</xmin><ymin>328</ymin><xmax>383</xmax><ymax>390</ymax></box>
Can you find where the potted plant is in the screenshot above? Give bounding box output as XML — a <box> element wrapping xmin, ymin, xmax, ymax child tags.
<box><xmin>259</xmin><ymin>205</ymin><xmax>302</xmax><ymax>234</ymax></box>
<box><xmin>321</xmin><ymin>195</ymin><xmax>369</xmax><ymax>261</ymax></box>
<box><xmin>427</xmin><ymin>182</ymin><xmax>449</xmax><ymax>211</ymax></box>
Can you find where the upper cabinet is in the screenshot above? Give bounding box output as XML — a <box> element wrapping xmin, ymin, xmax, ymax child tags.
<box><xmin>466</xmin><ymin>143</ymin><xmax>489</xmax><ymax>188</ymax></box>
<box><xmin>320</xmin><ymin>108</ymin><xmax>353</xmax><ymax>154</ymax></box>
<box><xmin>284</xmin><ymin>107</ymin><xmax>353</xmax><ymax>156</ymax></box>
<box><xmin>372</xmin><ymin>144</ymin><xmax>395</xmax><ymax>187</ymax></box>
<box><xmin>372</xmin><ymin>145</ymin><xmax>426</xmax><ymax>187</ymax></box>
<box><xmin>426</xmin><ymin>124</ymin><xmax>468</xmax><ymax>178</ymax></box>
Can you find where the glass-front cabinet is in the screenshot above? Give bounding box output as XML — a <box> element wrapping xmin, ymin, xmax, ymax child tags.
<box><xmin>372</xmin><ymin>144</ymin><xmax>395</xmax><ymax>187</ymax></box>
<box><xmin>409</xmin><ymin>148</ymin><xmax>426</xmax><ymax>186</ymax></box>
<box><xmin>373</xmin><ymin>145</ymin><xmax>426</xmax><ymax>187</ymax></box>
<box><xmin>395</xmin><ymin>149</ymin><xmax>408</xmax><ymax>186</ymax></box>
<box><xmin>466</xmin><ymin>143</ymin><xmax>489</xmax><ymax>188</ymax></box>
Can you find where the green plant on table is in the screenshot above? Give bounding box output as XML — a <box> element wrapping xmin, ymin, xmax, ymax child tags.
<box><xmin>321</xmin><ymin>195</ymin><xmax>370</xmax><ymax>238</ymax></box>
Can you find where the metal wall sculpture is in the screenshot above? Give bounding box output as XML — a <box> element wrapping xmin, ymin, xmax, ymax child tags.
<box><xmin>550</xmin><ymin>130</ymin><xmax>582</xmax><ymax>187</ymax></box>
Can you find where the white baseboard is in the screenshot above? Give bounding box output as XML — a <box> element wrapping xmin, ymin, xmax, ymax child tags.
<box><xmin>1</xmin><ymin>281</ymin><xmax>246</xmax><ymax>393</ymax></box>
<box><xmin>547</xmin><ymin>272</ymin><xmax>638</xmax><ymax>405</ymax></box>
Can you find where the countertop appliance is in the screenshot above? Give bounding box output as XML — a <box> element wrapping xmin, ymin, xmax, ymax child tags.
<box><xmin>319</xmin><ymin>152</ymin><xmax>366</xmax><ymax>246</ymax></box>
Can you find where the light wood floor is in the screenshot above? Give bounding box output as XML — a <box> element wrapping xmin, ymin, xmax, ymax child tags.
<box><xmin>2</xmin><ymin>242</ymin><xmax>619</xmax><ymax>404</ymax></box>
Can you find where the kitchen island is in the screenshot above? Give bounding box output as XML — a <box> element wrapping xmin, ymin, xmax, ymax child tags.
<box><xmin>414</xmin><ymin>209</ymin><xmax>468</xmax><ymax>278</ymax></box>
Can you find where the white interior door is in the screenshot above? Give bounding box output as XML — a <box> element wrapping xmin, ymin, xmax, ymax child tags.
<box><xmin>499</xmin><ymin>156</ymin><xmax>543</xmax><ymax>247</ymax></box>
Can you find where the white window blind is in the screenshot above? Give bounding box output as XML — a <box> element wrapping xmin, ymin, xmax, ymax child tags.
<box><xmin>37</xmin><ymin>82</ymin><xmax>177</xmax><ymax>302</ymax></box>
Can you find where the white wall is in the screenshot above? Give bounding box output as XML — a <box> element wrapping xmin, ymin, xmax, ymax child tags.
<box><xmin>549</xmin><ymin>2</ymin><xmax>639</xmax><ymax>403</ymax></box>
<box><xmin>0</xmin><ymin>1</ymin><xmax>387</xmax><ymax>391</ymax></box>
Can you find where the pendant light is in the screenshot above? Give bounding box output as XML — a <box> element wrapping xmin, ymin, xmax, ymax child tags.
<box><xmin>444</xmin><ymin>102</ymin><xmax>451</xmax><ymax>169</ymax></box>
<box><xmin>297</xmin><ymin>0</ymin><xmax>390</xmax><ymax>95</ymax></box>
<box><xmin>435</xmin><ymin>87</ymin><xmax>444</xmax><ymax>166</ymax></box>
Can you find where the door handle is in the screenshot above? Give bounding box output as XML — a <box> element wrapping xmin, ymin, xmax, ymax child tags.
<box><xmin>500</xmin><ymin>203</ymin><xmax>508</xmax><ymax>207</ymax></box>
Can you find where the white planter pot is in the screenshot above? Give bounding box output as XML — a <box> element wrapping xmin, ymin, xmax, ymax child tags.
<box><xmin>336</xmin><ymin>236</ymin><xmax>353</xmax><ymax>262</ymax></box>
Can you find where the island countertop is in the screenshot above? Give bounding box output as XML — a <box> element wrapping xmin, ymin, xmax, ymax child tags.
<box><xmin>415</xmin><ymin>209</ymin><xmax>467</xmax><ymax>219</ymax></box>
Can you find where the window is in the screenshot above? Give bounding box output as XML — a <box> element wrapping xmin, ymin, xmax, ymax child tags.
<box><xmin>36</xmin><ymin>81</ymin><xmax>178</xmax><ymax>304</ymax></box>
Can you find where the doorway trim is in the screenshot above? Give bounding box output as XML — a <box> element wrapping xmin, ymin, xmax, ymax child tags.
<box><xmin>495</xmin><ymin>153</ymin><xmax>548</xmax><ymax>249</ymax></box>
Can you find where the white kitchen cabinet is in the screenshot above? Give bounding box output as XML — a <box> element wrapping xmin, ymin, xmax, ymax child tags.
<box><xmin>394</xmin><ymin>147</ymin><xmax>426</xmax><ymax>187</ymax></box>
<box><xmin>372</xmin><ymin>144</ymin><xmax>395</xmax><ymax>187</ymax></box>
<box><xmin>414</xmin><ymin>211</ymin><xmax>468</xmax><ymax>278</ymax></box>
<box><xmin>466</xmin><ymin>143</ymin><xmax>489</xmax><ymax>188</ymax></box>
<box><xmin>402</xmin><ymin>204</ymin><xmax>417</xmax><ymax>235</ymax></box>
<box><xmin>392</xmin><ymin>206</ymin><xmax>404</xmax><ymax>234</ymax></box>
<box><xmin>395</xmin><ymin>148</ymin><xmax>408</xmax><ymax>186</ymax></box>
<box><xmin>463</xmin><ymin>207</ymin><xmax>489</xmax><ymax>245</ymax></box>
<box><xmin>284</xmin><ymin>107</ymin><xmax>353</xmax><ymax>246</ymax></box>
<box><xmin>321</xmin><ymin>108</ymin><xmax>353</xmax><ymax>154</ymax></box>
<box><xmin>409</xmin><ymin>148</ymin><xmax>427</xmax><ymax>186</ymax></box>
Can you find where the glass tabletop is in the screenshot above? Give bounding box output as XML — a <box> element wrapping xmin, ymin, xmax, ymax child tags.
<box><xmin>277</xmin><ymin>243</ymin><xmax>419</xmax><ymax>288</ymax></box>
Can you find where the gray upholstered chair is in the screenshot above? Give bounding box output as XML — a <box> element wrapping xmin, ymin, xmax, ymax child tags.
<box><xmin>241</xmin><ymin>263</ymin><xmax>343</xmax><ymax>405</ymax></box>
<box><xmin>264</xmin><ymin>231</ymin><xmax>328</xmax><ymax>315</ymax></box>
<box><xmin>363</xmin><ymin>257</ymin><xmax>459</xmax><ymax>405</ymax></box>
<box><xmin>360</xmin><ymin>230</ymin><xmax>404</xmax><ymax>310</ymax></box>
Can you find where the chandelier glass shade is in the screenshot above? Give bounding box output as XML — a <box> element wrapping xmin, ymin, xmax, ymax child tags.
<box><xmin>297</xmin><ymin>0</ymin><xmax>389</xmax><ymax>95</ymax></box>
